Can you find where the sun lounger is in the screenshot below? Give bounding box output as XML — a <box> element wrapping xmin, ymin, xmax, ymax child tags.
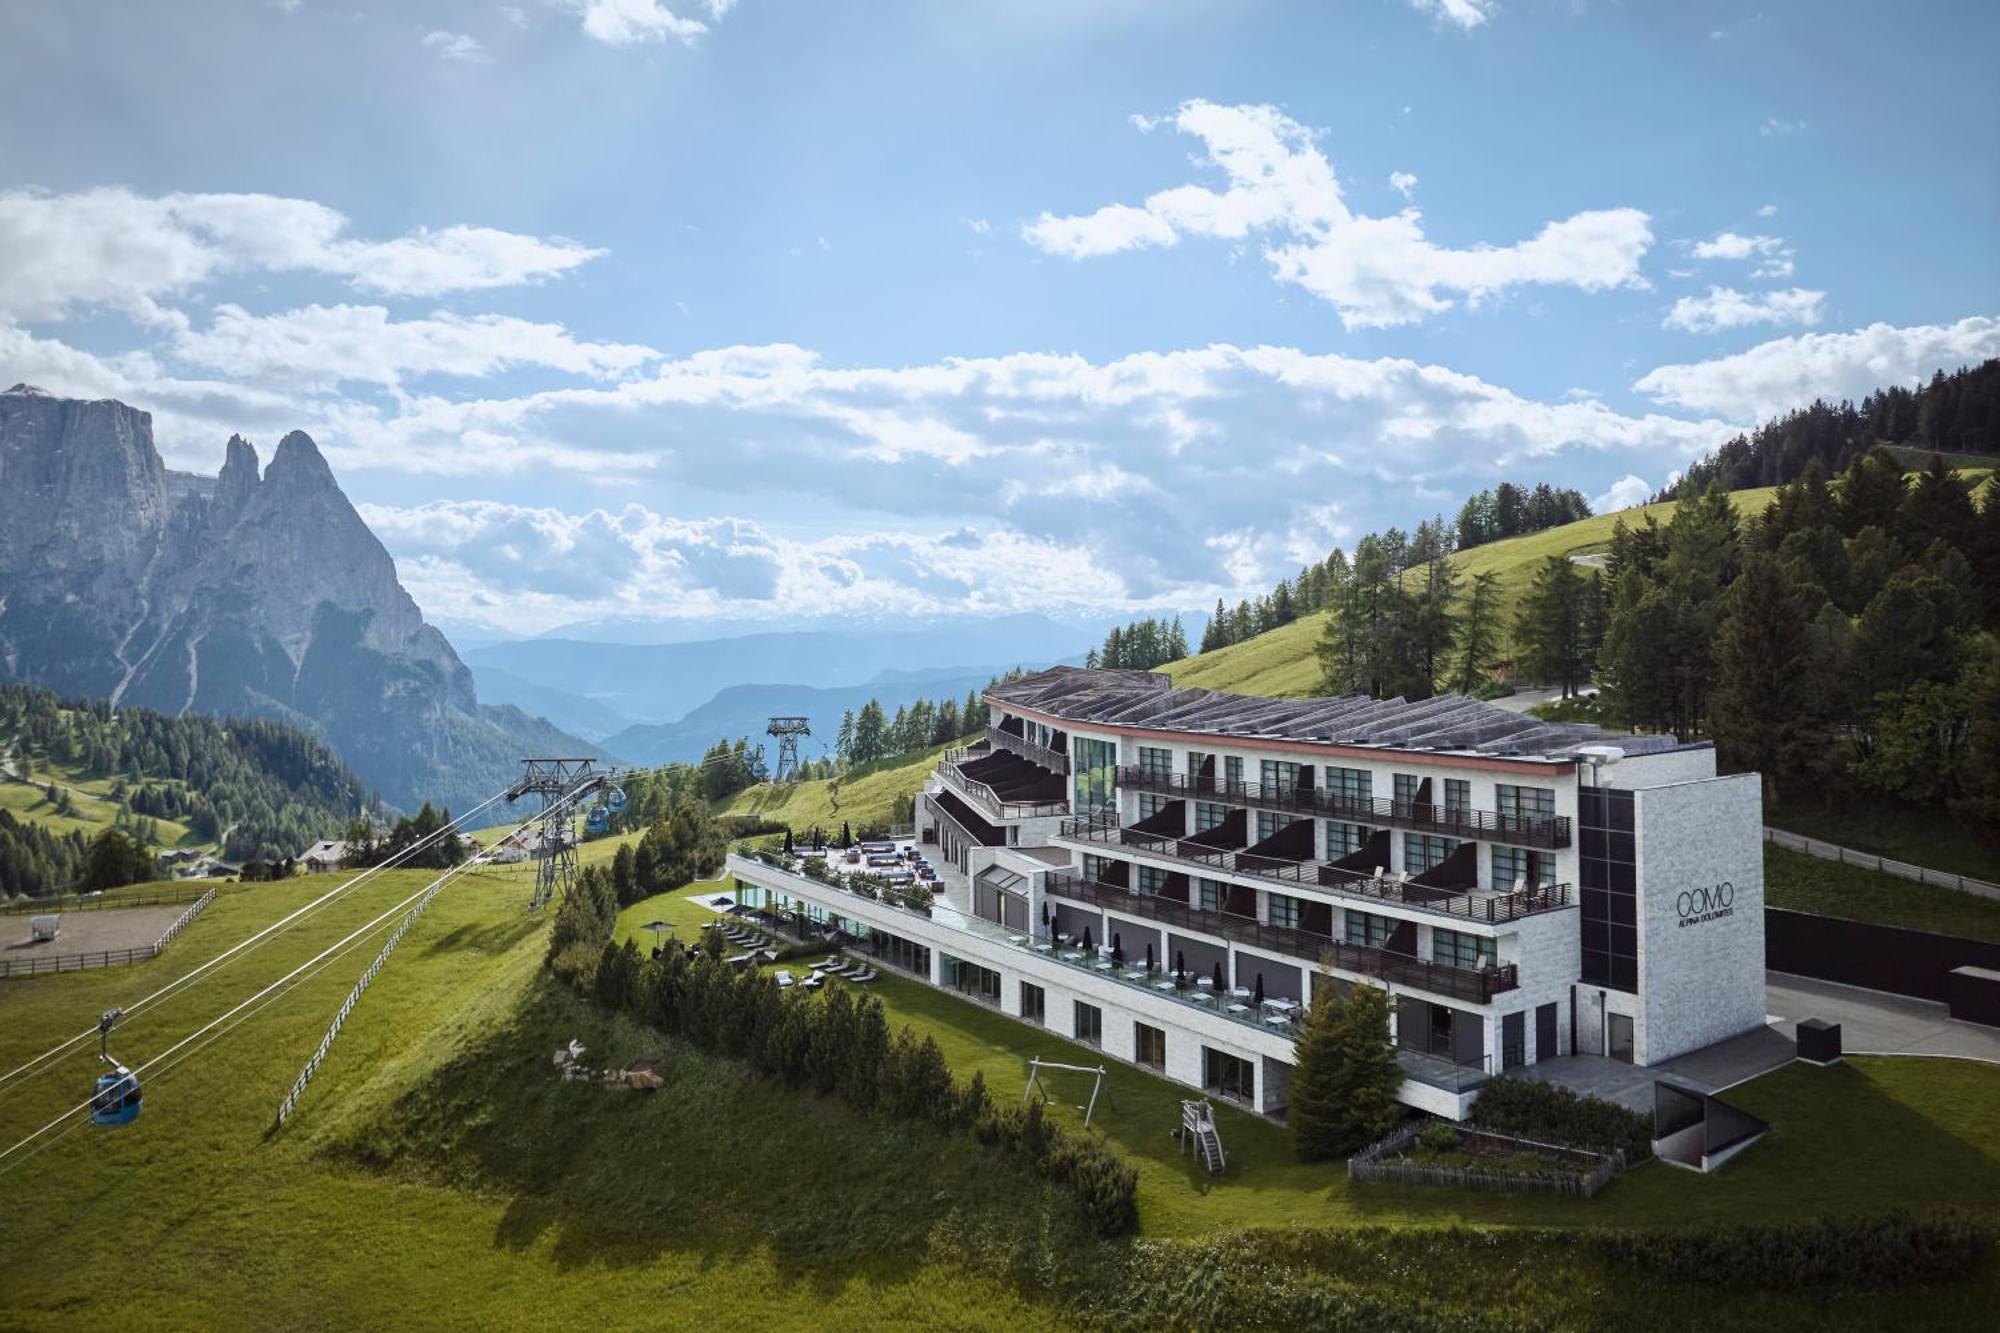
<box><xmin>774</xmin><ymin>970</ymin><xmax>794</xmax><ymax>988</ymax></box>
<box><xmin>850</xmin><ymin>967</ymin><xmax>877</xmax><ymax>982</ymax></box>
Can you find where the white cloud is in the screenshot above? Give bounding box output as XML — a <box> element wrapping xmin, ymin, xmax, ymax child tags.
<box><xmin>561</xmin><ymin>0</ymin><xmax>730</xmax><ymax>46</ymax></box>
<box><xmin>420</xmin><ymin>31</ymin><xmax>489</xmax><ymax>64</ymax></box>
<box><xmin>501</xmin><ymin>6</ymin><xmax>528</xmax><ymax>27</ymax></box>
<box><xmin>1689</xmin><ymin>229</ymin><xmax>1794</xmax><ymax>278</ymax></box>
<box><xmin>1592</xmin><ymin>474</ymin><xmax>1652</xmax><ymax>514</ymax></box>
<box><xmin>0</xmin><ymin>187</ymin><xmax>602</xmax><ymax>321</ymax></box>
<box><xmin>1634</xmin><ymin>317</ymin><xmax>2000</xmax><ymax>420</ymax></box>
<box><xmin>1022</xmin><ymin>101</ymin><xmax>1651</xmax><ymax>328</ymax></box>
<box><xmin>1754</xmin><ymin>203</ymin><xmax>1779</xmax><ymax>218</ymax></box>
<box><xmin>1405</xmin><ymin>0</ymin><xmax>1498</xmax><ymax>31</ymax></box>
<box><xmin>963</xmin><ymin>217</ymin><xmax>992</xmax><ymax>235</ymax></box>
<box><xmin>1388</xmin><ymin>171</ymin><xmax>1419</xmax><ymax>199</ymax></box>
<box><xmin>1760</xmin><ymin>117</ymin><xmax>1807</xmax><ymax>137</ymax></box>
<box><xmin>1662</xmin><ymin>286</ymin><xmax>1825</xmax><ymax>334</ymax></box>
<box><xmin>170</xmin><ymin>304</ymin><xmax>657</xmax><ymax>388</ymax></box>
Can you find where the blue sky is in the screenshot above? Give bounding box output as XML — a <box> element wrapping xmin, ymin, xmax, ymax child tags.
<box><xmin>2</xmin><ymin>0</ymin><xmax>1995</xmax><ymax>637</ymax></box>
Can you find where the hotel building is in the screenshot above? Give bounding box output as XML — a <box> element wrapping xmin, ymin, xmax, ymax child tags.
<box><xmin>724</xmin><ymin>667</ymin><xmax>1766</xmax><ymax>1119</ymax></box>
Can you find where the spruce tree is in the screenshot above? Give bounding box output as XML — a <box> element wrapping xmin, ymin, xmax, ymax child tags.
<box><xmin>1289</xmin><ymin>984</ymin><xmax>1402</xmax><ymax>1161</ymax></box>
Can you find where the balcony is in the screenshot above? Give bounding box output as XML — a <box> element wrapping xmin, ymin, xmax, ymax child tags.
<box><xmin>923</xmin><ymin>791</ymin><xmax>1009</xmax><ymax>852</ymax></box>
<box><xmin>1044</xmin><ymin>872</ymin><xmax>1519</xmax><ymax>1004</ymax></box>
<box><xmin>1054</xmin><ymin>814</ymin><xmax>1572</xmax><ymax>925</ymax></box>
<box><xmin>936</xmin><ymin>750</ymin><xmax>1069</xmax><ymax>820</ymax></box>
<box><xmin>1117</xmin><ymin>766</ymin><xmax>1570</xmax><ymax>850</ymax></box>
<box><xmin>987</xmin><ymin>724</ymin><xmax>1071</xmax><ymax>775</ymax></box>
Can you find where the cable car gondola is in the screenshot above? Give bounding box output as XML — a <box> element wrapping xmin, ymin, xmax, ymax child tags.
<box><xmin>91</xmin><ymin>1009</ymin><xmax>141</xmax><ymax>1128</ymax></box>
<box><xmin>585</xmin><ymin>806</ymin><xmax>611</xmax><ymax>835</ymax></box>
<box><xmin>605</xmin><ymin>786</ymin><xmax>628</xmax><ymax>815</ymax></box>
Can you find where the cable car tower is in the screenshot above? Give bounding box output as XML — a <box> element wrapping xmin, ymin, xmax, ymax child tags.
<box><xmin>506</xmin><ymin>758</ymin><xmax>608</xmax><ymax>912</ymax></box>
<box><xmin>767</xmin><ymin>716</ymin><xmax>810</xmax><ymax>783</ymax></box>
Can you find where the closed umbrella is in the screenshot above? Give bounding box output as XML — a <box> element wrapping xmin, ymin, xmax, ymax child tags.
<box><xmin>1254</xmin><ymin>973</ymin><xmax>1266</xmax><ymax>1007</ymax></box>
<box><xmin>1212</xmin><ymin>961</ymin><xmax>1225</xmax><ymax>992</ymax></box>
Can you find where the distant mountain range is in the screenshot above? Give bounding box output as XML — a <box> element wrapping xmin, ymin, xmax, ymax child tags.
<box><xmin>600</xmin><ymin>665</ymin><xmax>1035</xmax><ymax>766</ymax></box>
<box><xmin>0</xmin><ymin>386</ymin><xmax>605</xmax><ymax>813</ymax></box>
<box><xmin>462</xmin><ymin>613</ymin><xmax>1108</xmax><ymax>726</ymax></box>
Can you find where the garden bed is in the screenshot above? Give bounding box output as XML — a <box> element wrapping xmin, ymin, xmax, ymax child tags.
<box><xmin>1350</xmin><ymin>1121</ymin><xmax>1623</xmax><ymax>1197</ymax></box>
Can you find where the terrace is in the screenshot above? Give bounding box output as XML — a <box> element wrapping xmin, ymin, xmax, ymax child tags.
<box><xmin>1054</xmin><ymin>812</ymin><xmax>1572</xmax><ymax>926</ymax></box>
<box><xmin>1117</xmin><ymin>765</ymin><xmax>1571</xmax><ymax>849</ymax></box>
<box><xmin>936</xmin><ymin>745</ymin><xmax>1069</xmax><ymax>821</ymax></box>
<box><xmin>1042</xmin><ymin>871</ymin><xmax>1519</xmax><ymax>1005</ymax></box>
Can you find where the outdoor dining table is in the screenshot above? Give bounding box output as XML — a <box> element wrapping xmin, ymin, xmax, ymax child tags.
<box><xmin>1152</xmin><ymin>980</ymin><xmax>1177</xmax><ymax>992</ymax></box>
<box><xmin>1189</xmin><ymin>992</ymin><xmax>1216</xmax><ymax>1006</ymax></box>
<box><xmin>1264</xmin><ymin>997</ymin><xmax>1301</xmax><ymax>1013</ymax></box>
<box><xmin>1195</xmin><ymin>976</ymin><xmax>1214</xmax><ymax>988</ymax></box>
<box><xmin>1263</xmin><ymin>1012</ymin><xmax>1291</xmax><ymax>1027</ymax></box>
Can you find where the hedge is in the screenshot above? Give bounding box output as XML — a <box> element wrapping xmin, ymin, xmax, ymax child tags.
<box><xmin>1592</xmin><ymin>1208</ymin><xmax>1995</xmax><ymax>1289</ymax></box>
<box><xmin>1467</xmin><ymin>1076</ymin><xmax>1652</xmax><ymax>1161</ymax></box>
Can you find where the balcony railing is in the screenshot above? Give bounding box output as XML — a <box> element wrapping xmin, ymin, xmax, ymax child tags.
<box><xmin>937</xmin><ymin>759</ymin><xmax>1070</xmax><ymax>820</ymax></box>
<box><xmin>1044</xmin><ymin>872</ymin><xmax>1519</xmax><ymax>1004</ymax></box>
<box><xmin>1116</xmin><ymin>766</ymin><xmax>1571</xmax><ymax>850</ymax></box>
<box><xmin>1054</xmin><ymin>815</ymin><xmax>1572</xmax><ymax>925</ymax></box>
<box><xmin>924</xmin><ymin>792</ymin><xmax>1008</xmax><ymax>852</ymax></box>
<box><xmin>987</xmin><ymin>725</ymin><xmax>1071</xmax><ymax>775</ymax></box>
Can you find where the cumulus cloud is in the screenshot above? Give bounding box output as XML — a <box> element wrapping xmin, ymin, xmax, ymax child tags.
<box><xmin>420</xmin><ymin>31</ymin><xmax>489</xmax><ymax>63</ymax></box>
<box><xmin>1662</xmin><ymin>286</ymin><xmax>1825</xmax><ymax>334</ymax></box>
<box><xmin>1592</xmin><ymin>474</ymin><xmax>1653</xmax><ymax>514</ymax></box>
<box><xmin>1405</xmin><ymin>0</ymin><xmax>1497</xmax><ymax>31</ymax></box>
<box><xmin>561</xmin><ymin>0</ymin><xmax>732</xmax><ymax>46</ymax></box>
<box><xmin>1633</xmin><ymin>317</ymin><xmax>2000</xmax><ymax>420</ymax></box>
<box><xmin>0</xmin><ymin>187</ymin><xmax>602</xmax><ymax>321</ymax></box>
<box><xmin>1022</xmin><ymin>101</ymin><xmax>1651</xmax><ymax>328</ymax></box>
<box><xmin>1689</xmin><ymin>230</ymin><xmax>1794</xmax><ymax>278</ymax></box>
<box><xmin>170</xmin><ymin>304</ymin><xmax>658</xmax><ymax>388</ymax></box>
<box><xmin>1389</xmin><ymin>171</ymin><xmax>1419</xmax><ymax>199</ymax></box>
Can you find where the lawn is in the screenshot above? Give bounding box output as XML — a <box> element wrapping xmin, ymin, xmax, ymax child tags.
<box><xmin>1766</xmin><ymin>801</ymin><xmax>2000</xmax><ymax>884</ymax></box>
<box><xmin>722</xmin><ymin>745</ymin><xmax>945</xmax><ymax>833</ymax></box>
<box><xmin>0</xmin><ymin>764</ymin><xmax>196</xmax><ymax>848</ymax></box>
<box><xmin>1764</xmin><ymin>844</ymin><xmax>2000</xmax><ymax>943</ymax></box>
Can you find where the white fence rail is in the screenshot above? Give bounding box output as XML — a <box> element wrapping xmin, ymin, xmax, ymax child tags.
<box><xmin>0</xmin><ymin>888</ymin><xmax>215</xmax><ymax>979</ymax></box>
<box><xmin>1764</xmin><ymin>827</ymin><xmax>2000</xmax><ymax>902</ymax></box>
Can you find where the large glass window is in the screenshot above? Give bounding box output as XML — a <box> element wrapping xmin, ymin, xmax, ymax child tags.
<box><xmin>1431</xmin><ymin>928</ymin><xmax>1496</xmax><ymax>970</ymax></box>
<box><xmin>1204</xmin><ymin>1047</ymin><xmax>1255</xmax><ymax>1105</ymax></box>
<box><xmin>1075</xmin><ymin>1001</ymin><xmax>1103</xmax><ymax>1047</ymax></box>
<box><xmin>1135</xmin><ymin>1023</ymin><xmax>1167</xmax><ymax>1070</ymax></box>
<box><xmin>1137</xmin><ymin>863</ymin><xmax>1170</xmax><ymax>895</ymax></box>
<box><xmin>1137</xmin><ymin>792</ymin><xmax>1170</xmax><ymax>821</ymax></box>
<box><xmin>1194</xmin><ymin>800</ymin><xmax>1229</xmax><ymax>833</ymax></box>
<box><xmin>1260</xmin><ymin>758</ymin><xmax>1302</xmax><ymax>794</ymax></box>
<box><xmin>1021</xmin><ymin>981</ymin><xmax>1046</xmax><ymax>1026</ymax></box>
<box><xmin>1496</xmin><ymin>784</ymin><xmax>1556</xmax><ymax>822</ymax></box>
<box><xmin>1492</xmin><ymin>844</ymin><xmax>1555</xmax><ymax>890</ymax></box>
<box><xmin>1255</xmin><ymin>810</ymin><xmax>1289</xmax><ymax>842</ymax></box>
<box><xmin>1224</xmin><ymin>756</ymin><xmax>1244</xmax><ymax>789</ymax></box>
<box><xmin>1072</xmin><ymin>736</ymin><xmax>1118</xmax><ymax>816</ymax></box>
<box><xmin>1579</xmin><ymin>788</ymin><xmax>1638</xmax><ymax>993</ymax></box>
<box><xmin>1083</xmin><ymin>853</ymin><xmax>1114</xmax><ymax>883</ymax></box>
<box><xmin>1326</xmin><ymin>766</ymin><xmax>1373</xmax><ymax>808</ymax></box>
<box><xmin>1138</xmin><ymin>745</ymin><xmax>1174</xmax><ymax>782</ymax></box>
<box><xmin>1403</xmin><ymin>833</ymin><xmax>1460</xmax><ymax>875</ymax></box>
<box><xmin>945</xmin><ymin>956</ymin><xmax>1002</xmax><ymax>1005</ymax></box>
<box><xmin>1393</xmin><ymin>774</ymin><xmax>1421</xmax><ymax>806</ymax></box>
<box><xmin>1442</xmin><ymin>779</ymin><xmax>1471</xmax><ymax>813</ymax></box>
<box><xmin>1325</xmin><ymin>821</ymin><xmax>1373</xmax><ymax>858</ymax></box>
<box><xmin>1187</xmin><ymin>750</ymin><xmax>1212</xmax><ymax>785</ymax></box>
<box><xmin>1267</xmin><ymin>893</ymin><xmax>1303</xmax><ymax>929</ymax></box>
<box><xmin>1197</xmin><ymin>878</ymin><xmax>1225</xmax><ymax>912</ymax></box>
<box><xmin>1345</xmin><ymin>910</ymin><xmax>1393</xmax><ymax>948</ymax></box>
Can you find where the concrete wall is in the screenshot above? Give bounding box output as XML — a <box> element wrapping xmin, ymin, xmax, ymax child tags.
<box><xmin>1632</xmin><ymin>772</ymin><xmax>1766</xmax><ymax>1065</ymax></box>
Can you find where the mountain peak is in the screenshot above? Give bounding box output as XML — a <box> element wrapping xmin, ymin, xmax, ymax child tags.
<box><xmin>4</xmin><ymin>383</ymin><xmax>54</xmax><ymax>397</ymax></box>
<box><xmin>217</xmin><ymin>433</ymin><xmax>261</xmax><ymax>506</ymax></box>
<box><xmin>266</xmin><ymin>429</ymin><xmax>335</xmax><ymax>488</ymax></box>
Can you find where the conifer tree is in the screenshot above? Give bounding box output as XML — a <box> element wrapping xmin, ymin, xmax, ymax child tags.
<box><xmin>1289</xmin><ymin>984</ymin><xmax>1402</xmax><ymax>1161</ymax></box>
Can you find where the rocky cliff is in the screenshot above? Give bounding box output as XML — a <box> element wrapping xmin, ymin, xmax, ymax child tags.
<box><xmin>0</xmin><ymin>385</ymin><xmax>601</xmax><ymax>813</ymax></box>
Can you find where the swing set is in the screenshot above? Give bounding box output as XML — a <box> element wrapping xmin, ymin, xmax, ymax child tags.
<box><xmin>1023</xmin><ymin>1057</ymin><xmax>1112</xmax><ymax>1126</ymax></box>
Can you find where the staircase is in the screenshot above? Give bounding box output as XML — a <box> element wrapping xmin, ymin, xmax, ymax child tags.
<box><xmin>1178</xmin><ymin>1099</ymin><xmax>1226</xmax><ymax>1176</ymax></box>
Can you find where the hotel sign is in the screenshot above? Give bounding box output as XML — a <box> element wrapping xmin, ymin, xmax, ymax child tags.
<box><xmin>1676</xmin><ymin>881</ymin><xmax>1735</xmax><ymax>929</ymax></box>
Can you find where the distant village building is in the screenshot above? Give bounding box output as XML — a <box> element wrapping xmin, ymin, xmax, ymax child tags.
<box><xmin>303</xmin><ymin>840</ymin><xmax>349</xmax><ymax>873</ymax></box>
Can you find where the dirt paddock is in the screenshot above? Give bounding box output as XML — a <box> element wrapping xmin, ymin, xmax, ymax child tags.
<box><xmin>4</xmin><ymin>905</ymin><xmax>186</xmax><ymax>959</ymax></box>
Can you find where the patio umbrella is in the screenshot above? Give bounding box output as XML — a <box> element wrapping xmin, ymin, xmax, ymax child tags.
<box><xmin>1212</xmin><ymin>961</ymin><xmax>1225</xmax><ymax>991</ymax></box>
<box><xmin>1175</xmin><ymin>949</ymin><xmax>1186</xmax><ymax>984</ymax></box>
<box><xmin>1254</xmin><ymin>974</ymin><xmax>1265</xmax><ymax>1006</ymax></box>
<box><xmin>783</xmin><ymin>828</ymin><xmax>795</xmax><ymax>854</ymax></box>
<box><xmin>642</xmin><ymin>919</ymin><xmax>671</xmax><ymax>948</ymax></box>
<box><xmin>1146</xmin><ymin>942</ymin><xmax>1156</xmax><ymax>972</ymax></box>
<box><xmin>841</xmin><ymin>820</ymin><xmax>851</xmax><ymax>848</ymax></box>
<box><xmin>1082</xmin><ymin>926</ymin><xmax>1094</xmax><ymax>954</ymax></box>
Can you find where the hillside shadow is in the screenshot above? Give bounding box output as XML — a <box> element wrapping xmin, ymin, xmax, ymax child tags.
<box><xmin>421</xmin><ymin>918</ymin><xmax>543</xmax><ymax>958</ymax></box>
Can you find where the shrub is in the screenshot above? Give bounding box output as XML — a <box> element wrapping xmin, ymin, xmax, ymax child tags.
<box><xmin>1468</xmin><ymin>1077</ymin><xmax>1651</xmax><ymax>1161</ymax></box>
<box><xmin>1415</xmin><ymin>1121</ymin><xmax>1461</xmax><ymax>1155</ymax></box>
<box><xmin>1593</xmin><ymin>1209</ymin><xmax>1994</xmax><ymax>1288</ymax></box>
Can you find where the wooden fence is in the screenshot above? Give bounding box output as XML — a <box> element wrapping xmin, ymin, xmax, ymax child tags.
<box><xmin>1764</xmin><ymin>827</ymin><xmax>2000</xmax><ymax>901</ymax></box>
<box><xmin>0</xmin><ymin>888</ymin><xmax>216</xmax><ymax>979</ymax></box>
<box><xmin>0</xmin><ymin>884</ymin><xmax>213</xmax><ymax>916</ymax></box>
<box><xmin>1349</xmin><ymin>1123</ymin><xmax>1623</xmax><ymax>1198</ymax></box>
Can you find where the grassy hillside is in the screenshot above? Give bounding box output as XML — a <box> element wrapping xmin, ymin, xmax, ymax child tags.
<box><xmin>4</xmin><ymin>866</ymin><xmax>1996</xmax><ymax>1329</ymax></box>
<box><xmin>1167</xmin><ymin>488</ymin><xmax>1785</xmax><ymax>700</ymax></box>
<box><xmin>0</xmin><ymin>757</ymin><xmax>195</xmax><ymax>848</ymax></box>
<box><xmin>721</xmin><ymin>745</ymin><xmax>946</xmax><ymax>833</ymax></box>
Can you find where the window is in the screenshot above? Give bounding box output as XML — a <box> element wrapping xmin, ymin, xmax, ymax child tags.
<box><xmin>1135</xmin><ymin>1022</ymin><xmax>1166</xmax><ymax>1070</ymax></box>
<box><xmin>1431</xmin><ymin>927</ymin><xmax>1496</xmax><ymax>970</ymax></box>
<box><xmin>1259</xmin><ymin>758</ymin><xmax>1302</xmax><ymax>794</ymax></box>
<box><xmin>873</xmin><ymin>933</ymin><xmax>931</xmax><ymax>978</ymax></box>
<box><xmin>1393</xmin><ymin>774</ymin><xmax>1421</xmax><ymax>806</ymax></box>
<box><xmin>1325</xmin><ymin>766</ymin><xmax>1372</xmax><ymax>808</ymax></box>
<box><xmin>1197</xmin><ymin>879</ymin><xmax>1225</xmax><ymax>912</ymax></box>
<box><xmin>1138</xmin><ymin>745</ymin><xmax>1174</xmax><ymax>782</ymax></box>
<box><xmin>1267</xmin><ymin>893</ymin><xmax>1303</xmax><ymax>929</ymax></box>
<box><xmin>1021</xmin><ymin>982</ymin><xmax>1046</xmax><ymax>1025</ymax></box>
<box><xmin>1496</xmin><ymin>784</ymin><xmax>1556</xmax><ymax>826</ymax></box>
<box><xmin>946</xmin><ymin>956</ymin><xmax>1002</xmax><ymax>1005</ymax></box>
<box><xmin>1403</xmin><ymin>833</ymin><xmax>1460</xmax><ymax>875</ymax></box>
<box><xmin>1224</xmin><ymin>756</ymin><xmax>1244</xmax><ymax>789</ymax></box>
<box><xmin>1074</xmin><ymin>1001</ymin><xmax>1102</xmax><ymax>1047</ymax></box>
<box><xmin>1442</xmin><ymin>778</ymin><xmax>1470</xmax><ymax>813</ymax></box>
<box><xmin>1255</xmin><ymin>810</ymin><xmax>1288</xmax><ymax>842</ymax></box>
<box><xmin>1203</xmin><ymin>1047</ymin><xmax>1255</xmax><ymax>1105</ymax></box>
<box><xmin>1186</xmin><ymin>749</ymin><xmax>1211</xmax><ymax>781</ymax></box>
<box><xmin>1345</xmin><ymin>910</ymin><xmax>1393</xmax><ymax>948</ymax></box>
<box><xmin>1137</xmin><ymin>863</ymin><xmax>1170</xmax><ymax>895</ymax></box>
<box><xmin>1083</xmin><ymin>853</ymin><xmax>1114</xmax><ymax>884</ymax></box>
<box><xmin>1325</xmin><ymin>821</ymin><xmax>1373</xmax><ymax>858</ymax></box>
<box><xmin>1579</xmin><ymin>788</ymin><xmax>1638</xmax><ymax>993</ymax></box>
<box><xmin>1071</xmin><ymin>736</ymin><xmax>1118</xmax><ymax>816</ymax></box>
<box><xmin>1137</xmin><ymin>792</ymin><xmax>1170</xmax><ymax>821</ymax></box>
<box><xmin>1194</xmin><ymin>800</ymin><xmax>1228</xmax><ymax>833</ymax></box>
<box><xmin>1492</xmin><ymin>844</ymin><xmax>1555</xmax><ymax>890</ymax></box>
